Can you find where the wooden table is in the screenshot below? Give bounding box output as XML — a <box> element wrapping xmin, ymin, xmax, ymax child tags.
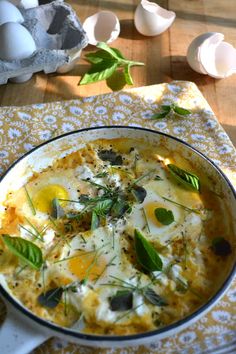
<box><xmin>0</xmin><ymin>0</ymin><xmax>235</xmax><ymax>146</ymax></box>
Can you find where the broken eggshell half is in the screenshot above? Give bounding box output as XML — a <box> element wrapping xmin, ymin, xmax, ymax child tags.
<box><xmin>187</xmin><ymin>32</ymin><xmax>236</xmax><ymax>79</ymax></box>
<box><xmin>83</xmin><ymin>11</ymin><xmax>120</xmax><ymax>45</ymax></box>
<box><xmin>134</xmin><ymin>0</ymin><xmax>176</xmax><ymax>36</ymax></box>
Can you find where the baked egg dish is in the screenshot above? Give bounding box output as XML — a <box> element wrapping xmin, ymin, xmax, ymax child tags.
<box><xmin>0</xmin><ymin>137</ymin><xmax>234</xmax><ymax>335</ymax></box>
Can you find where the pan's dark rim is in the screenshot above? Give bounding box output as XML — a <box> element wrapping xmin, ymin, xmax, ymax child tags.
<box><xmin>0</xmin><ymin>125</ymin><xmax>236</xmax><ymax>342</ymax></box>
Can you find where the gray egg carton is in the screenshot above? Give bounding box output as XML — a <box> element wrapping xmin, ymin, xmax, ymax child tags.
<box><xmin>0</xmin><ymin>0</ymin><xmax>88</xmax><ymax>84</ymax></box>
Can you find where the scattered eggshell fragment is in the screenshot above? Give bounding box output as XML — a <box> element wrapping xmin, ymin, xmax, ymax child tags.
<box><xmin>0</xmin><ymin>0</ymin><xmax>24</xmax><ymax>26</ymax></box>
<box><xmin>83</xmin><ymin>11</ymin><xmax>120</xmax><ymax>45</ymax></box>
<box><xmin>187</xmin><ymin>32</ymin><xmax>236</xmax><ymax>79</ymax></box>
<box><xmin>134</xmin><ymin>0</ymin><xmax>176</xmax><ymax>36</ymax></box>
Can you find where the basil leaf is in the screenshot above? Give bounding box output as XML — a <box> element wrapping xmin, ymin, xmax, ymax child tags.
<box><xmin>80</xmin><ymin>60</ymin><xmax>118</xmax><ymax>85</ymax></box>
<box><xmin>211</xmin><ymin>237</ymin><xmax>232</xmax><ymax>256</ymax></box>
<box><xmin>2</xmin><ymin>235</ymin><xmax>43</xmax><ymax>270</ymax></box>
<box><xmin>91</xmin><ymin>211</ymin><xmax>100</xmax><ymax>230</ymax></box>
<box><xmin>110</xmin><ymin>290</ymin><xmax>133</xmax><ymax>311</ymax></box>
<box><xmin>131</xmin><ymin>185</ymin><xmax>147</xmax><ymax>203</ymax></box>
<box><xmin>167</xmin><ymin>164</ymin><xmax>200</xmax><ymax>191</ymax></box>
<box><xmin>111</xmin><ymin>47</ymin><xmax>125</xmax><ymax>60</ymax></box>
<box><xmin>173</xmin><ymin>106</ymin><xmax>191</xmax><ymax>116</ymax></box>
<box><xmin>154</xmin><ymin>208</ymin><xmax>174</xmax><ymax>225</ymax></box>
<box><xmin>161</xmin><ymin>105</ymin><xmax>172</xmax><ymax>112</ymax></box>
<box><xmin>144</xmin><ymin>287</ymin><xmax>168</xmax><ymax>306</ymax></box>
<box><xmin>134</xmin><ymin>229</ymin><xmax>163</xmax><ymax>272</ymax></box>
<box><xmin>96</xmin><ymin>42</ymin><xmax>122</xmax><ymax>61</ymax></box>
<box><xmin>151</xmin><ymin>111</ymin><xmax>169</xmax><ymax>119</ymax></box>
<box><xmin>85</xmin><ymin>50</ymin><xmax>112</xmax><ymax>64</ymax></box>
<box><xmin>51</xmin><ymin>198</ymin><xmax>65</xmax><ymax>219</ymax></box>
<box><xmin>98</xmin><ymin>149</ymin><xmax>123</xmax><ymax>165</ymax></box>
<box><xmin>94</xmin><ymin>199</ymin><xmax>113</xmax><ymax>217</ymax></box>
<box><xmin>124</xmin><ymin>64</ymin><xmax>133</xmax><ymax>85</ymax></box>
<box><xmin>79</xmin><ymin>194</ymin><xmax>90</xmax><ymax>203</ymax></box>
<box><xmin>38</xmin><ymin>287</ymin><xmax>63</xmax><ymax>308</ymax></box>
<box><xmin>111</xmin><ymin>199</ymin><xmax>132</xmax><ymax>218</ymax></box>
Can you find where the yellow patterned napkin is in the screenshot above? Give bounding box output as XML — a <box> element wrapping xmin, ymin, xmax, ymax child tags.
<box><xmin>0</xmin><ymin>81</ymin><xmax>235</xmax><ymax>354</ymax></box>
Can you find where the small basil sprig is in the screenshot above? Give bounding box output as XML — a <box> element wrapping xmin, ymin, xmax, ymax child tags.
<box><xmin>211</xmin><ymin>237</ymin><xmax>232</xmax><ymax>256</ymax></box>
<box><xmin>110</xmin><ymin>290</ymin><xmax>133</xmax><ymax>311</ymax></box>
<box><xmin>167</xmin><ymin>164</ymin><xmax>200</xmax><ymax>192</ymax></box>
<box><xmin>79</xmin><ymin>42</ymin><xmax>144</xmax><ymax>86</ymax></box>
<box><xmin>151</xmin><ymin>104</ymin><xmax>191</xmax><ymax>119</ymax></box>
<box><xmin>38</xmin><ymin>287</ymin><xmax>63</xmax><ymax>308</ymax></box>
<box><xmin>155</xmin><ymin>208</ymin><xmax>174</xmax><ymax>225</ymax></box>
<box><xmin>134</xmin><ymin>229</ymin><xmax>162</xmax><ymax>272</ymax></box>
<box><xmin>144</xmin><ymin>287</ymin><xmax>168</xmax><ymax>306</ymax></box>
<box><xmin>2</xmin><ymin>235</ymin><xmax>43</xmax><ymax>270</ymax></box>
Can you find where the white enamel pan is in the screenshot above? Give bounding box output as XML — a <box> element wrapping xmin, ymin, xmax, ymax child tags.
<box><xmin>0</xmin><ymin>126</ymin><xmax>235</xmax><ymax>354</ymax></box>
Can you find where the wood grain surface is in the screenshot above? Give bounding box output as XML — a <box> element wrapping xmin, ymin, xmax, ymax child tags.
<box><xmin>0</xmin><ymin>0</ymin><xmax>235</xmax><ymax>145</ymax></box>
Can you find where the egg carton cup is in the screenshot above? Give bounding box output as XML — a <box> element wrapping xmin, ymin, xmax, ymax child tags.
<box><xmin>0</xmin><ymin>0</ymin><xmax>88</xmax><ymax>84</ymax></box>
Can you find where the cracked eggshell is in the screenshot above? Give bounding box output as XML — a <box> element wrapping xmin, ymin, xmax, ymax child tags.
<box><xmin>134</xmin><ymin>0</ymin><xmax>176</xmax><ymax>36</ymax></box>
<box><xmin>0</xmin><ymin>0</ymin><xmax>24</xmax><ymax>25</ymax></box>
<box><xmin>187</xmin><ymin>32</ymin><xmax>236</xmax><ymax>79</ymax></box>
<box><xmin>83</xmin><ymin>11</ymin><xmax>120</xmax><ymax>45</ymax></box>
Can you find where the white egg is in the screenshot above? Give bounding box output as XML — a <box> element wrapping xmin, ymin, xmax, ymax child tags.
<box><xmin>187</xmin><ymin>32</ymin><xmax>236</xmax><ymax>79</ymax></box>
<box><xmin>127</xmin><ymin>180</ymin><xmax>183</xmax><ymax>243</ymax></box>
<box><xmin>83</xmin><ymin>11</ymin><xmax>120</xmax><ymax>45</ymax></box>
<box><xmin>0</xmin><ymin>0</ymin><xmax>24</xmax><ymax>26</ymax></box>
<box><xmin>8</xmin><ymin>0</ymin><xmax>38</xmax><ymax>9</ymax></box>
<box><xmin>134</xmin><ymin>0</ymin><xmax>176</xmax><ymax>36</ymax></box>
<box><xmin>0</xmin><ymin>22</ymin><xmax>36</xmax><ymax>61</ymax></box>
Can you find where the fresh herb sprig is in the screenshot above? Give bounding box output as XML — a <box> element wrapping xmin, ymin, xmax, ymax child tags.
<box><xmin>134</xmin><ymin>229</ymin><xmax>163</xmax><ymax>272</ymax></box>
<box><xmin>79</xmin><ymin>42</ymin><xmax>144</xmax><ymax>86</ymax></box>
<box><xmin>167</xmin><ymin>164</ymin><xmax>200</xmax><ymax>192</ymax></box>
<box><xmin>2</xmin><ymin>235</ymin><xmax>43</xmax><ymax>270</ymax></box>
<box><xmin>151</xmin><ymin>104</ymin><xmax>191</xmax><ymax>120</ymax></box>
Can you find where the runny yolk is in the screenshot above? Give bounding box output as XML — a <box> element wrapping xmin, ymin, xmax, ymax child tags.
<box><xmin>32</xmin><ymin>184</ymin><xmax>69</xmax><ymax>213</ymax></box>
<box><xmin>68</xmin><ymin>252</ymin><xmax>106</xmax><ymax>281</ymax></box>
<box><xmin>144</xmin><ymin>202</ymin><xmax>166</xmax><ymax>227</ymax></box>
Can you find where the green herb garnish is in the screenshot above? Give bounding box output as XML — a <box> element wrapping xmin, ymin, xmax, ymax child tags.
<box><xmin>79</xmin><ymin>42</ymin><xmax>144</xmax><ymax>86</ymax></box>
<box><xmin>154</xmin><ymin>208</ymin><xmax>174</xmax><ymax>225</ymax></box>
<box><xmin>24</xmin><ymin>185</ymin><xmax>36</xmax><ymax>216</ymax></box>
<box><xmin>134</xmin><ymin>229</ymin><xmax>163</xmax><ymax>272</ymax></box>
<box><xmin>160</xmin><ymin>195</ymin><xmax>200</xmax><ymax>214</ymax></box>
<box><xmin>167</xmin><ymin>164</ymin><xmax>200</xmax><ymax>191</ymax></box>
<box><xmin>211</xmin><ymin>237</ymin><xmax>232</xmax><ymax>256</ymax></box>
<box><xmin>131</xmin><ymin>185</ymin><xmax>147</xmax><ymax>204</ymax></box>
<box><xmin>144</xmin><ymin>287</ymin><xmax>168</xmax><ymax>306</ymax></box>
<box><xmin>151</xmin><ymin>104</ymin><xmax>191</xmax><ymax>119</ymax></box>
<box><xmin>110</xmin><ymin>290</ymin><xmax>133</xmax><ymax>311</ymax></box>
<box><xmin>91</xmin><ymin>211</ymin><xmax>100</xmax><ymax>230</ymax></box>
<box><xmin>98</xmin><ymin>149</ymin><xmax>123</xmax><ymax>166</ymax></box>
<box><xmin>38</xmin><ymin>287</ymin><xmax>63</xmax><ymax>308</ymax></box>
<box><xmin>95</xmin><ymin>172</ymin><xmax>108</xmax><ymax>178</ymax></box>
<box><xmin>2</xmin><ymin>235</ymin><xmax>43</xmax><ymax>270</ymax></box>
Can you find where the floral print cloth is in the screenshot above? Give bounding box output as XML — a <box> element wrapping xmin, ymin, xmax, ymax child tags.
<box><xmin>0</xmin><ymin>81</ymin><xmax>235</xmax><ymax>354</ymax></box>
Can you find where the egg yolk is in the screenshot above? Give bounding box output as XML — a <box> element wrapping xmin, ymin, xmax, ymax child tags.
<box><xmin>68</xmin><ymin>252</ymin><xmax>106</xmax><ymax>281</ymax></box>
<box><xmin>145</xmin><ymin>202</ymin><xmax>166</xmax><ymax>227</ymax></box>
<box><xmin>33</xmin><ymin>184</ymin><xmax>69</xmax><ymax>213</ymax></box>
